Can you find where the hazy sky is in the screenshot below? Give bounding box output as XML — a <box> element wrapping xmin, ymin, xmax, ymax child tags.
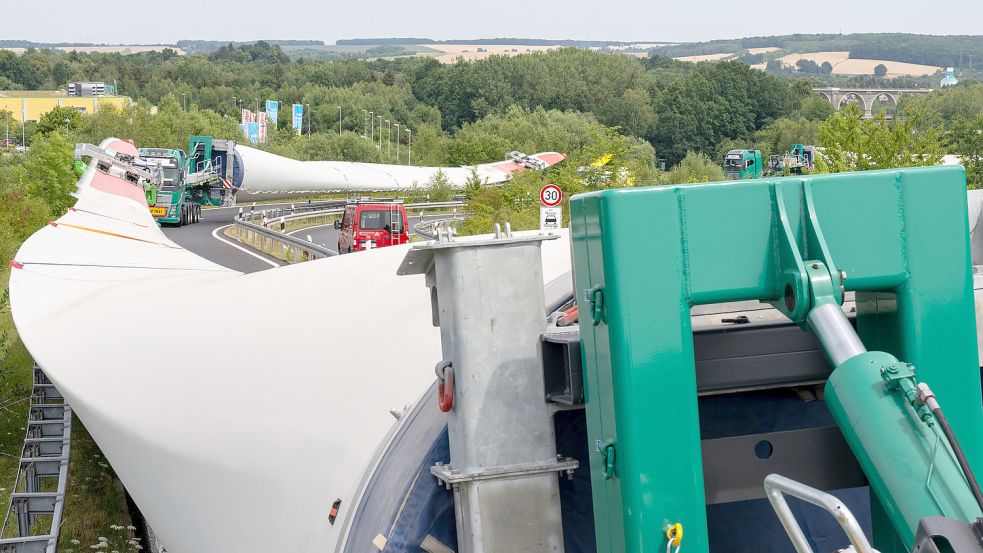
<box><xmin>8</xmin><ymin>0</ymin><xmax>982</xmax><ymax>44</ymax></box>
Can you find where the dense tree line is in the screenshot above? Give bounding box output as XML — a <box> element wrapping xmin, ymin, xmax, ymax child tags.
<box><xmin>0</xmin><ymin>45</ymin><xmax>814</xmax><ymax>167</ymax></box>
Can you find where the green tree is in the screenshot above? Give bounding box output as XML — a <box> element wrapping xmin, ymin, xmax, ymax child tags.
<box><xmin>816</xmin><ymin>105</ymin><xmax>945</xmax><ymax>173</ymax></box>
<box><xmin>660</xmin><ymin>151</ymin><xmax>725</xmax><ymax>184</ymax></box>
<box><xmin>17</xmin><ymin>131</ymin><xmax>77</xmax><ymax>213</ymax></box>
<box><xmin>901</xmin><ymin>82</ymin><xmax>983</xmax><ymax>129</ymax></box>
<box><xmin>36</xmin><ymin>106</ymin><xmax>83</xmax><ymax>135</ymax></box>
<box><xmin>425</xmin><ymin>170</ymin><xmax>454</xmax><ymax>202</ymax></box>
<box><xmin>798</xmin><ymin>96</ymin><xmax>835</xmax><ymax>121</ymax></box>
<box><xmin>874</xmin><ymin>64</ymin><xmax>888</xmax><ymax>78</ymax></box>
<box><xmin>950</xmin><ymin>114</ymin><xmax>983</xmax><ymax>189</ymax></box>
<box><xmin>753</xmin><ymin>117</ymin><xmax>822</xmax><ymax>159</ymax></box>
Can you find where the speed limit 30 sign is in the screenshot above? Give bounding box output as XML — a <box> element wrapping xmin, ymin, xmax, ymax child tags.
<box><xmin>539</xmin><ymin>185</ymin><xmax>562</xmax><ymax>233</ymax></box>
<box><xmin>540</xmin><ymin>184</ymin><xmax>562</xmax><ymax>207</ymax></box>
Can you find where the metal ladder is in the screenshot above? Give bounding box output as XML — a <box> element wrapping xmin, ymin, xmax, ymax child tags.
<box><xmin>0</xmin><ymin>365</ymin><xmax>72</xmax><ymax>553</ymax></box>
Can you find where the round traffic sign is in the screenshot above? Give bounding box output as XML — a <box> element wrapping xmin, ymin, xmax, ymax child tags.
<box><xmin>540</xmin><ymin>184</ymin><xmax>562</xmax><ymax>207</ymax></box>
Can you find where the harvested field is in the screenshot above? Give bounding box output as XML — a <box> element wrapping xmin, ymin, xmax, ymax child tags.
<box><xmin>674</xmin><ymin>53</ymin><xmax>737</xmax><ymax>62</ymax></box>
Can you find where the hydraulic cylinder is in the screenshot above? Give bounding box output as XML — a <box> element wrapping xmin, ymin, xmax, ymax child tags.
<box><xmin>825</xmin><ymin>351</ymin><xmax>983</xmax><ymax>545</ymax></box>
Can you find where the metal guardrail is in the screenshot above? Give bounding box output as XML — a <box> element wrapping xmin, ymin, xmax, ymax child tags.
<box><xmin>0</xmin><ymin>365</ymin><xmax>71</xmax><ymax>553</ymax></box>
<box><xmin>234</xmin><ymin>218</ymin><xmax>338</xmax><ymax>261</ymax></box>
<box><xmin>231</xmin><ymin>201</ymin><xmax>466</xmax><ymax>262</ymax></box>
<box><xmin>414</xmin><ymin>216</ymin><xmax>465</xmax><ymax>240</ymax></box>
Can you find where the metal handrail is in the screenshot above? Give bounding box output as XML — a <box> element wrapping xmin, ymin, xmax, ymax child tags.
<box><xmin>414</xmin><ymin>216</ymin><xmax>465</xmax><ymax>240</ymax></box>
<box><xmin>0</xmin><ymin>365</ymin><xmax>72</xmax><ymax>553</ymax></box>
<box><xmin>764</xmin><ymin>473</ymin><xmax>875</xmax><ymax>553</ymax></box>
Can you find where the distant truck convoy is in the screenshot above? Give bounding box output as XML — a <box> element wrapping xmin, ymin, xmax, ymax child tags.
<box><xmin>334</xmin><ymin>199</ymin><xmax>410</xmax><ymax>254</ymax></box>
<box><xmin>724</xmin><ymin>144</ymin><xmax>816</xmax><ymax>180</ymax></box>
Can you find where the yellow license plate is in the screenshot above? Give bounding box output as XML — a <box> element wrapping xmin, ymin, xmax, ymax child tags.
<box><xmin>149</xmin><ymin>206</ymin><xmax>167</xmax><ymax>217</ymax></box>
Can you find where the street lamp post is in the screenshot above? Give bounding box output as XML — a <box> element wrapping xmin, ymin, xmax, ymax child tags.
<box><xmin>232</xmin><ymin>96</ymin><xmax>237</xmax><ymax>116</ymax></box>
<box><xmin>65</xmin><ymin>116</ymin><xmax>70</xmax><ymax>131</ymax></box>
<box><xmin>362</xmin><ymin>109</ymin><xmax>368</xmax><ymax>137</ymax></box>
<box><xmin>385</xmin><ymin>120</ymin><xmax>391</xmax><ymax>158</ymax></box>
<box><xmin>305</xmin><ymin>104</ymin><xmax>311</xmax><ymax>137</ymax></box>
<box><xmin>338</xmin><ymin>106</ymin><xmax>342</xmax><ymax>135</ymax></box>
<box><xmin>406</xmin><ymin>128</ymin><xmax>412</xmax><ymax>165</ymax></box>
<box><xmin>394</xmin><ymin>123</ymin><xmax>400</xmax><ymax>162</ymax></box>
<box><xmin>254</xmin><ymin>98</ymin><xmax>259</xmax><ymax>116</ymax></box>
<box><xmin>370</xmin><ymin>111</ymin><xmax>374</xmax><ymax>142</ymax></box>
<box><xmin>182</xmin><ymin>93</ymin><xmax>187</xmax><ymax>111</ymax></box>
<box><xmin>377</xmin><ymin>115</ymin><xmax>383</xmax><ymax>148</ymax></box>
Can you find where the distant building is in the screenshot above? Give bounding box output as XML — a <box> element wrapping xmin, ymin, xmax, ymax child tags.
<box><xmin>0</xmin><ymin>91</ymin><xmax>131</xmax><ymax>123</ymax></box>
<box><xmin>67</xmin><ymin>82</ymin><xmax>108</xmax><ymax>97</ymax></box>
<box><xmin>941</xmin><ymin>67</ymin><xmax>959</xmax><ymax>88</ymax></box>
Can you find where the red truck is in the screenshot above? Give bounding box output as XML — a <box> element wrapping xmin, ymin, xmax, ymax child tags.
<box><xmin>335</xmin><ymin>200</ymin><xmax>410</xmax><ymax>253</ymax></box>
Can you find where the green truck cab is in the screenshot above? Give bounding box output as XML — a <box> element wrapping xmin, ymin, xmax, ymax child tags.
<box><xmin>139</xmin><ymin>147</ymin><xmax>201</xmax><ymax>226</ymax></box>
<box><xmin>723</xmin><ymin>149</ymin><xmax>763</xmax><ymax>180</ymax></box>
<box><xmin>725</xmin><ymin>145</ymin><xmax>816</xmax><ymax>180</ymax></box>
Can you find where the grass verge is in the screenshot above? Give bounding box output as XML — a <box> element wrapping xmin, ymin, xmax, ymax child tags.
<box><xmin>1</xmin><ymin>271</ymin><xmax>139</xmax><ymax>552</ymax></box>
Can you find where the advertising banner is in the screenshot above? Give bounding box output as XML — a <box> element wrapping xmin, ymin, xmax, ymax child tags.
<box><xmin>265</xmin><ymin>100</ymin><xmax>278</xmax><ymax>127</ymax></box>
<box><xmin>292</xmin><ymin>104</ymin><xmax>304</xmax><ymax>134</ymax></box>
<box><xmin>240</xmin><ymin>122</ymin><xmax>259</xmax><ymax>145</ymax></box>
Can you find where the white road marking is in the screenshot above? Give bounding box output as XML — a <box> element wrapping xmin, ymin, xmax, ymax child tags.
<box><xmin>286</xmin><ymin>223</ymin><xmax>340</xmax><ymax>255</ymax></box>
<box><xmin>286</xmin><ymin>222</ymin><xmax>334</xmax><ymax>236</ymax></box>
<box><xmin>211</xmin><ymin>225</ymin><xmax>281</xmax><ymax>268</ymax></box>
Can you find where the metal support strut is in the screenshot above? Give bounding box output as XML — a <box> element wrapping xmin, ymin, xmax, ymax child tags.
<box><xmin>399</xmin><ymin>229</ymin><xmax>576</xmax><ymax>553</ymax></box>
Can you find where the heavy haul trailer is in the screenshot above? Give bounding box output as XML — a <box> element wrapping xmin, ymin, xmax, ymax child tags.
<box><xmin>391</xmin><ymin>165</ymin><xmax>983</xmax><ymax>553</ymax></box>
<box><xmin>186</xmin><ymin>135</ymin><xmax>244</xmax><ymax>207</ymax></box>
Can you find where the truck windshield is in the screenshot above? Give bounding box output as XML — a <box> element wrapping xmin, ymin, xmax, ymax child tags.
<box><xmin>146</xmin><ymin>158</ymin><xmax>181</xmax><ymax>190</ymax></box>
<box><xmin>359</xmin><ymin>210</ymin><xmax>402</xmax><ymax>232</ymax></box>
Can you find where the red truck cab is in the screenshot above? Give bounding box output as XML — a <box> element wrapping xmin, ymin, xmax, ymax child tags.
<box><xmin>335</xmin><ymin>200</ymin><xmax>410</xmax><ymax>253</ymax></box>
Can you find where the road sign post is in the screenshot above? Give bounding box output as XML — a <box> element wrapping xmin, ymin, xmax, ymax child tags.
<box><xmin>540</xmin><ymin>185</ymin><xmax>562</xmax><ymax>233</ymax></box>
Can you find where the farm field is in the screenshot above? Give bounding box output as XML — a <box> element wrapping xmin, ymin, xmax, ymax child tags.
<box><xmin>674</xmin><ymin>52</ymin><xmax>737</xmax><ymax>62</ymax></box>
<box><xmin>772</xmin><ymin>51</ymin><xmax>939</xmax><ymax>76</ymax></box>
<box><xmin>0</xmin><ymin>45</ymin><xmax>181</xmax><ymax>55</ymax></box>
<box><xmin>419</xmin><ymin>44</ymin><xmax>557</xmax><ymax>63</ymax></box>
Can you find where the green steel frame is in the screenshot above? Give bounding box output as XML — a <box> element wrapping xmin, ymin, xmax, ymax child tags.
<box><xmin>570</xmin><ymin>166</ymin><xmax>983</xmax><ymax>553</ymax></box>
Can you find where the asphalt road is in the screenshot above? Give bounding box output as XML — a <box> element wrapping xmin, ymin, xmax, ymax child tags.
<box><xmin>288</xmin><ymin>214</ymin><xmax>453</xmax><ymax>253</ymax></box>
<box><xmin>160</xmin><ymin>203</ymin><xmax>299</xmax><ymax>273</ymax></box>
<box><xmin>161</xmin><ymin>204</ymin><xmax>457</xmax><ymax>273</ymax></box>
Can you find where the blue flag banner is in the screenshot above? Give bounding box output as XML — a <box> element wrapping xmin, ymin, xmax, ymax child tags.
<box><xmin>266</xmin><ymin>100</ymin><xmax>279</xmax><ymax>127</ymax></box>
<box><xmin>292</xmin><ymin>104</ymin><xmax>304</xmax><ymax>134</ymax></box>
<box><xmin>240</xmin><ymin>122</ymin><xmax>259</xmax><ymax>145</ymax></box>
